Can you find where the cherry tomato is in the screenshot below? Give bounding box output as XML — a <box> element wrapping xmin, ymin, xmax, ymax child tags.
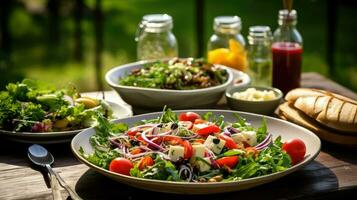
<box><xmin>109</xmin><ymin>158</ymin><xmax>134</xmax><ymax>176</ymax></box>
<box><xmin>192</xmin><ymin>139</ymin><xmax>206</xmax><ymax>144</ymax></box>
<box><xmin>216</xmin><ymin>156</ymin><xmax>239</xmax><ymax>168</ymax></box>
<box><xmin>181</xmin><ymin>140</ymin><xmax>193</xmax><ymax>159</ymax></box>
<box><xmin>178</xmin><ymin>121</ymin><xmax>193</xmax><ymax>130</ymax></box>
<box><xmin>127</xmin><ymin>128</ymin><xmax>139</xmax><ymax>136</ymax></box>
<box><xmin>194</xmin><ymin>119</ymin><xmax>207</xmax><ymax>124</ymax></box>
<box><xmin>151</xmin><ymin>137</ymin><xmax>162</xmax><ymax>145</ymax></box>
<box><xmin>136</xmin><ymin>135</ymin><xmax>147</xmax><ymax>145</ymax></box>
<box><xmin>179</xmin><ymin>112</ymin><xmax>201</xmax><ymax>122</ymax></box>
<box><xmin>163</xmin><ymin>135</ymin><xmax>183</xmax><ymax>145</ymax></box>
<box><xmin>138</xmin><ymin>156</ymin><xmax>154</xmax><ymax>170</ymax></box>
<box><xmin>219</xmin><ymin>135</ymin><xmax>238</xmax><ymax>149</ymax></box>
<box><xmin>282</xmin><ymin>138</ymin><xmax>306</xmax><ymax>165</ymax></box>
<box><xmin>130</xmin><ymin>148</ymin><xmax>142</xmax><ymax>155</ymax></box>
<box><xmin>196</xmin><ymin>124</ymin><xmax>221</xmax><ymax>137</ymax></box>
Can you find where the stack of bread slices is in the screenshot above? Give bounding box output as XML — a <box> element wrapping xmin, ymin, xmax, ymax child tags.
<box><xmin>277</xmin><ymin>88</ymin><xmax>357</xmax><ymax>146</ymax></box>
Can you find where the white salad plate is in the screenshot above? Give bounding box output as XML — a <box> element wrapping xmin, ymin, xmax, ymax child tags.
<box><xmin>71</xmin><ymin>110</ymin><xmax>320</xmax><ymax>194</ymax></box>
<box><xmin>0</xmin><ymin>101</ymin><xmax>133</xmax><ymax>144</ymax></box>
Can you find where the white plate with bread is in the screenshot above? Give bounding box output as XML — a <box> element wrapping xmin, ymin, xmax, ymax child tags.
<box><xmin>277</xmin><ymin>88</ymin><xmax>357</xmax><ymax>146</ymax></box>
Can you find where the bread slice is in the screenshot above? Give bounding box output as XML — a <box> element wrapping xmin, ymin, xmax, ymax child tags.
<box><xmin>278</xmin><ymin>102</ymin><xmax>357</xmax><ymax>146</ymax></box>
<box><xmin>285</xmin><ymin>88</ymin><xmax>357</xmax><ymax>133</ymax></box>
<box><xmin>286</xmin><ymin>88</ymin><xmax>357</xmax><ymax>105</ymax></box>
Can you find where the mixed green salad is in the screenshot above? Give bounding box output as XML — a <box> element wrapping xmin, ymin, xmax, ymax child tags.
<box><xmin>0</xmin><ymin>79</ymin><xmax>113</xmax><ymax>132</ymax></box>
<box><xmin>119</xmin><ymin>58</ymin><xmax>228</xmax><ymax>90</ymax></box>
<box><xmin>81</xmin><ymin>108</ymin><xmax>306</xmax><ymax>182</ymax></box>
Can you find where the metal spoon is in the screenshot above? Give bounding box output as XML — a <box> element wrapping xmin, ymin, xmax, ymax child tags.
<box><xmin>28</xmin><ymin>144</ymin><xmax>82</xmax><ymax>200</ymax></box>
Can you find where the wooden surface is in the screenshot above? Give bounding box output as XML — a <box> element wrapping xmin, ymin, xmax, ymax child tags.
<box><xmin>0</xmin><ymin>72</ymin><xmax>356</xmax><ymax>200</ymax></box>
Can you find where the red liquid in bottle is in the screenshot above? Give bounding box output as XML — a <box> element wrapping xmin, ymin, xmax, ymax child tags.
<box><xmin>272</xmin><ymin>42</ymin><xmax>302</xmax><ymax>94</ymax></box>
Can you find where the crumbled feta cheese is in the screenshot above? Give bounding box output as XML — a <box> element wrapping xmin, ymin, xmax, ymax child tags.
<box><xmin>204</xmin><ymin>135</ymin><xmax>226</xmax><ymax>154</ymax></box>
<box><xmin>231</xmin><ymin>130</ymin><xmax>257</xmax><ymax>146</ymax></box>
<box><xmin>192</xmin><ymin>144</ymin><xmax>205</xmax><ymax>158</ymax></box>
<box><xmin>232</xmin><ymin>88</ymin><xmax>276</xmax><ymax>101</ymax></box>
<box><xmin>168</xmin><ymin>145</ymin><xmax>184</xmax><ymax>161</ymax></box>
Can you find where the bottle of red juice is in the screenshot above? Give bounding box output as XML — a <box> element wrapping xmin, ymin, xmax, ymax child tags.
<box><xmin>272</xmin><ymin>9</ymin><xmax>303</xmax><ymax>94</ymax></box>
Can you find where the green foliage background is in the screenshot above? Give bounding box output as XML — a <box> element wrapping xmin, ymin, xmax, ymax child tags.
<box><xmin>2</xmin><ymin>0</ymin><xmax>356</xmax><ymax>92</ymax></box>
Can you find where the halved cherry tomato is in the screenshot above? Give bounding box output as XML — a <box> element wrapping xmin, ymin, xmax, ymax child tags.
<box><xmin>136</xmin><ymin>135</ymin><xmax>147</xmax><ymax>145</ymax></box>
<box><xmin>151</xmin><ymin>137</ymin><xmax>162</xmax><ymax>145</ymax></box>
<box><xmin>178</xmin><ymin>121</ymin><xmax>193</xmax><ymax>130</ymax></box>
<box><xmin>181</xmin><ymin>140</ymin><xmax>193</xmax><ymax>159</ymax></box>
<box><xmin>219</xmin><ymin>135</ymin><xmax>238</xmax><ymax>149</ymax></box>
<box><xmin>127</xmin><ymin>128</ymin><xmax>139</xmax><ymax>136</ymax></box>
<box><xmin>192</xmin><ymin>139</ymin><xmax>206</xmax><ymax>144</ymax></box>
<box><xmin>216</xmin><ymin>156</ymin><xmax>239</xmax><ymax>168</ymax></box>
<box><xmin>245</xmin><ymin>147</ymin><xmax>258</xmax><ymax>157</ymax></box>
<box><xmin>130</xmin><ymin>148</ymin><xmax>142</xmax><ymax>155</ymax></box>
<box><xmin>194</xmin><ymin>119</ymin><xmax>207</xmax><ymax>124</ymax></box>
<box><xmin>109</xmin><ymin>158</ymin><xmax>134</xmax><ymax>176</ymax></box>
<box><xmin>282</xmin><ymin>139</ymin><xmax>306</xmax><ymax>165</ymax></box>
<box><xmin>196</xmin><ymin>124</ymin><xmax>221</xmax><ymax>137</ymax></box>
<box><xmin>163</xmin><ymin>135</ymin><xmax>183</xmax><ymax>145</ymax></box>
<box><xmin>179</xmin><ymin>112</ymin><xmax>201</xmax><ymax>122</ymax></box>
<box><xmin>138</xmin><ymin>156</ymin><xmax>154</xmax><ymax>170</ymax></box>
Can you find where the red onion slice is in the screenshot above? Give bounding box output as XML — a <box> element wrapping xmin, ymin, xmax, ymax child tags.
<box><xmin>255</xmin><ymin>133</ymin><xmax>272</xmax><ymax>148</ymax></box>
<box><xmin>141</xmin><ymin>128</ymin><xmax>165</xmax><ymax>151</ymax></box>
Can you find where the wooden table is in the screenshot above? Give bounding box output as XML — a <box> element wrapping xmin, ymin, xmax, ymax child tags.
<box><xmin>0</xmin><ymin>72</ymin><xmax>356</xmax><ymax>200</ymax></box>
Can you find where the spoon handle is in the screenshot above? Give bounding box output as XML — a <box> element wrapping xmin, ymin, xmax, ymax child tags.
<box><xmin>46</xmin><ymin>165</ymin><xmax>83</xmax><ymax>200</ymax></box>
<box><xmin>46</xmin><ymin>165</ymin><xmax>63</xmax><ymax>200</ymax></box>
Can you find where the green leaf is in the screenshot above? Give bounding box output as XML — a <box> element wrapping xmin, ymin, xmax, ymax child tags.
<box><xmin>256</xmin><ymin>117</ymin><xmax>267</xmax><ymax>143</ymax></box>
<box><xmin>218</xmin><ymin>149</ymin><xmax>245</xmax><ymax>158</ymax></box>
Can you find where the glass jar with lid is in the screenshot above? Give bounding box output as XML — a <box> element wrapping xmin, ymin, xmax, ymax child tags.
<box><xmin>272</xmin><ymin>9</ymin><xmax>303</xmax><ymax>94</ymax></box>
<box><xmin>136</xmin><ymin>14</ymin><xmax>178</xmax><ymax>60</ymax></box>
<box><xmin>207</xmin><ymin>16</ymin><xmax>247</xmax><ymax>71</ymax></box>
<box><xmin>247</xmin><ymin>26</ymin><xmax>273</xmax><ymax>86</ymax></box>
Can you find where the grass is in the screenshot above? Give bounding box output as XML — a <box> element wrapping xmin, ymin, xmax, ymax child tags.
<box><xmin>2</xmin><ymin>0</ymin><xmax>356</xmax><ymax>92</ymax></box>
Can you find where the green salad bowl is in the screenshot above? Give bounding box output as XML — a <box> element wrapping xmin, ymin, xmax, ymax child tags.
<box><xmin>105</xmin><ymin>59</ymin><xmax>235</xmax><ymax>111</ymax></box>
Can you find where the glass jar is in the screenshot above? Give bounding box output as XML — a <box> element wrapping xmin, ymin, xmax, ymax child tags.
<box><xmin>136</xmin><ymin>14</ymin><xmax>178</xmax><ymax>60</ymax></box>
<box><xmin>247</xmin><ymin>26</ymin><xmax>273</xmax><ymax>86</ymax></box>
<box><xmin>272</xmin><ymin>10</ymin><xmax>303</xmax><ymax>94</ymax></box>
<box><xmin>207</xmin><ymin>16</ymin><xmax>247</xmax><ymax>71</ymax></box>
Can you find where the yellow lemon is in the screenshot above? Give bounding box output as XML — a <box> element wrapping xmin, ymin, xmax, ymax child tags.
<box><xmin>75</xmin><ymin>97</ymin><xmax>99</xmax><ymax>109</ymax></box>
<box><xmin>229</xmin><ymin>39</ymin><xmax>245</xmax><ymax>53</ymax></box>
<box><xmin>53</xmin><ymin>118</ymin><xmax>69</xmax><ymax>129</ymax></box>
<box><xmin>208</xmin><ymin>48</ymin><xmax>230</xmax><ymax>64</ymax></box>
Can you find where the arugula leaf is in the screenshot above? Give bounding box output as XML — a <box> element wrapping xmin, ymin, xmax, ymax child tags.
<box><xmin>202</xmin><ymin>112</ymin><xmax>225</xmax><ymax>128</ymax></box>
<box><xmin>130</xmin><ymin>155</ymin><xmax>180</xmax><ymax>181</ymax></box>
<box><xmin>158</xmin><ymin>106</ymin><xmax>178</xmax><ymax>123</ymax></box>
<box><xmin>231</xmin><ymin>136</ymin><xmax>292</xmax><ymax>179</ymax></box>
<box><xmin>79</xmin><ymin>147</ymin><xmax>120</xmax><ymax>169</ymax></box>
<box><xmin>217</xmin><ymin>149</ymin><xmax>245</xmax><ymax>158</ymax></box>
<box><xmin>256</xmin><ymin>117</ymin><xmax>267</xmax><ymax>143</ymax></box>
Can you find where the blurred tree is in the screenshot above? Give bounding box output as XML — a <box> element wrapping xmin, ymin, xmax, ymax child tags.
<box><xmin>47</xmin><ymin>0</ymin><xmax>60</xmax><ymax>45</ymax></box>
<box><xmin>0</xmin><ymin>0</ymin><xmax>23</xmax><ymax>89</ymax></box>
<box><xmin>74</xmin><ymin>0</ymin><xmax>84</xmax><ymax>62</ymax></box>
<box><xmin>0</xmin><ymin>0</ymin><xmax>13</xmax><ymax>60</ymax></box>
<box><xmin>94</xmin><ymin>0</ymin><xmax>103</xmax><ymax>91</ymax></box>
<box><xmin>195</xmin><ymin>0</ymin><xmax>205</xmax><ymax>57</ymax></box>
